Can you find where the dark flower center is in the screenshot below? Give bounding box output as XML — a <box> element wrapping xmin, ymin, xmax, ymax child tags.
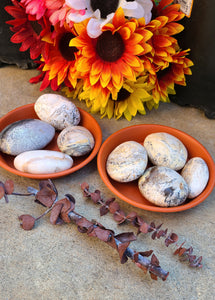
<box><xmin>58</xmin><ymin>32</ymin><xmax>78</xmax><ymax>61</ymax></box>
<box><xmin>30</xmin><ymin>21</ymin><xmax>42</xmax><ymax>36</ymax></box>
<box><xmin>111</xmin><ymin>88</ymin><xmax>131</xmax><ymax>101</ymax></box>
<box><xmin>96</xmin><ymin>31</ymin><xmax>125</xmax><ymax>62</ymax></box>
<box><xmin>90</xmin><ymin>0</ymin><xmax>119</xmax><ymax>18</ymax></box>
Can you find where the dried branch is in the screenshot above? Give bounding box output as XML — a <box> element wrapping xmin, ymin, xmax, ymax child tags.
<box><xmin>1</xmin><ymin>179</ymin><xmax>168</xmax><ymax>281</ymax></box>
<box><xmin>81</xmin><ymin>182</ymin><xmax>203</xmax><ymax>269</ymax></box>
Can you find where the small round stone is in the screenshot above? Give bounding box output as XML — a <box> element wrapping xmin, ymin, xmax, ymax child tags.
<box><xmin>138</xmin><ymin>166</ymin><xmax>189</xmax><ymax>207</ymax></box>
<box><xmin>57</xmin><ymin>126</ymin><xmax>95</xmax><ymax>157</ymax></box>
<box><xmin>0</xmin><ymin>119</ymin><xmax>55</xmax><ymax>156</ymax></box>
<box><xmin>34</xmin><ymin>93</ymin><xmax>80</xmax><ymax>130</ymax></box>
<box><xmin>144</xmin><ymin>132</ymin><xmax>188</xmax><ymax>171</ymax></box>
<box><xmin>181</xmin><ymin>157</ymin><xmax>209</xmax><ymax>198</ymax></box>
<box><xmin>14</xmin><ymin>150</ymin><xmax>73</xmax><ymax>174</ymax></box>
<box><xmin>106</xmin><ymin>141</ymin><xmax>148</xmax><ymax>182</ymax></box>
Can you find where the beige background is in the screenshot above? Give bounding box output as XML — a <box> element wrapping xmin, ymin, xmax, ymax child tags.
<box><xmin>0</xmin><ymin>66</ymin><xmax>215</xmax><ymax>300</ymax></box>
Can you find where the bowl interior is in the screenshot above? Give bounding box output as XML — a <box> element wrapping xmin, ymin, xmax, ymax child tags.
<box><xmin>0</xmin><ymin>103</ymin><xmax>102</xmax><ymax>179</ymax></box>
<box><xmin>97</xmin><ymin>124</ymin><xmax>215</xmax><ymax>212</ymax></box>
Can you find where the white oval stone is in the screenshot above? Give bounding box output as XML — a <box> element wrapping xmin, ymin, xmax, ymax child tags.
<box><xmin>0</xmin><ymin>119</ymin><xmax>55</xmax><ymax>155</ymax></box>
<box><xmin>106</xmin><ymin>141</ymin><xmax>148</xmax><ymax>182</ymax></box>
<box><xmin>138</xmin><ymin>166</ymin><xmax>189</xmax><ymax>207</ymax></box>
<box><xmin>57</xmin><ymin>126</ymin><xmax>94</xmax><ymax>156</ymax></box>
<box><xmin>14</xmin><ymin>150</ymin><xmax>73</xmax><ymax>174</ymax></box>
<box><xmin>181</xmin><ymin>157</ymin><xmax>209</xmax><ymax>198</ymax></box>
<box><xmin>34</xmin><ymin>93</ymin><xmax>80</xmax><ymax>130</ymax></box>
<box><xmin>144</xmin><ymin>132</ymin><xmax>188</xmax><ymax>170</ymax></box>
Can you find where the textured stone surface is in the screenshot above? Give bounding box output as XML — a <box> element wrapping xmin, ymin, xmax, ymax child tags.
<box><xmin>144</xmin><ymin>132</ymin><xmax>188</xmax><ymax>170</ymax></box>
<box><xmin>14</xmin><ymin>150</ymin><xmax>73</xmax><ymax>174</ymax></box>
<box><xmin>138</xmin><ymin>166</ymin><xmax>189</xmax><ymax>207</ymax></box>
<box><xmin>0</xmin><ymin>66</ymin><xmax>215</xmax><ymax>300</ymax></box>
<box><xmin>106</xmin><ymin>141</ymin><xmax>148</xmax><ymax>182</ymax></box>
<box><xmin>57</xmin><ymin>126</ymin><xmax>94</xmax><ymax>156</ymax></box>
<box><xmin>181</xmin><ymin>157</ymin><xmax>209</xmax><ymax>199</ymax></box>
<box><xmin>34</xmin><ymin>93</ymin><xmax>80</xmax><ymax>130</ymax></box>
<box><xmin>0</xmin><ymin>119</ymin><xmax>55</xmax><ymax>155</ymax></box>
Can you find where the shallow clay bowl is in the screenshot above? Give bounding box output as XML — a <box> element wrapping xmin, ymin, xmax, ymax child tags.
<box><xmin>0</xmin><ymin>103</ymin><xmax>102</xmax><ymax>179</ymax></box>
<box><xmin>97</xmin><ymin>124</ymin><xmax>215</xmax><ymax>213</ymax></box>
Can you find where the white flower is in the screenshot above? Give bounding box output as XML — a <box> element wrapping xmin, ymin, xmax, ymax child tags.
<box><xmin>66</xmin><ymin>0</ymin><xmax>153</xmax><ymax>38</ymax></box>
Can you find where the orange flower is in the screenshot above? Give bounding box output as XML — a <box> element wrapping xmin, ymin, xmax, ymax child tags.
<box><xmin>41</xmin><ymin>23</ymin><xmax>80</xmax><ymax>89</ymax></box>
<box><xmin>150</xmin><ymin>48</ymin><xmax>194</xmax><ymax>103</ymax></box>
<box><xmin>70</xmin><ymin>8</ymin><xmax>152</xmax><ymax>93</ymax></box>
<box><xmin>144</xmin><ymin>0</ymin><xmax>185</xmax><ymax>71</ymax></box>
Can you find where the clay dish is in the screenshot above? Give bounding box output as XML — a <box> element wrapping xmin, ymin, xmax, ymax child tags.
<box><xmin>97</xmin><ymin>124</ymin><xmax>215</xmax><ymax>212</ymax></box>
<box><xmin>0</xmin><ymin>103</ymin><xmax>102</xmax><ymax>179</ymax></box>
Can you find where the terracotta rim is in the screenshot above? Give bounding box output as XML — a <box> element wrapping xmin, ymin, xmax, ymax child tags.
<box><xmin>0</xmin><ymin>103</ymin><xmax>102</xmax><ymax>179</ymax></box>
<box><xmin>97</xmin><ymin>124</ymin><xmax>215</xmax><ymax>213</ymax></box>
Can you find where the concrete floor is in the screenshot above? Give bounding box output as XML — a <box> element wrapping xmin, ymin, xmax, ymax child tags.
<box><xmin>0</xmin><ymin>65</ymin><xmax>215</xmax><ymax>300</ymax></box>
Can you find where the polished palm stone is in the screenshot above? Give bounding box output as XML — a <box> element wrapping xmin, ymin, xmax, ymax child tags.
<box><xmin>138</xmin><ymin>166</ymin><xmax>189</xmax><ymax>207</ymax></box>
<box><xmin>106</xmin><ymin>141</ymin><xmax>148</xmax><ymax>182</ymax></box>
<box><xmin>144</xmin><ymin>132</ymin><xmax>188</xmax><ymax>171</ymax></box>
<box><xmin>14</xmin><ymin>150</ymin><xmax>73</xmax><ymax>174</ymax></box>
<box><xmin>181</xmin><ymin>157</ymin><xmax>209</xmax><ymax>199</ymax></box>
<box><xmin>0</xmin><ymin>119</ymin><xmax>55</xmax><ymax>155</ymax></box>
<box><xmin>34</xmin><ymin>94</ymin><xmax>80</xmax><ymax>131</ymax></box>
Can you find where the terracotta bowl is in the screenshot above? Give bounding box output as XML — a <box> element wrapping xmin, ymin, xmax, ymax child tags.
<box><xmin>0</xmin><ymin>103</ymin><xmax>102</xmax><ymax>179</ymax></box>
<box><xmin>97</xmin><ymin>124</ymin><xmax>215</xmax><ymax>212</ymax></box>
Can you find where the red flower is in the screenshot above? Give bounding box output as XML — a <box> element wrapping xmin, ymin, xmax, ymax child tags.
<box><xmin>5</xmin><ymin>0</ymin><xmax>51</xmax><ymax>60</ymax></box>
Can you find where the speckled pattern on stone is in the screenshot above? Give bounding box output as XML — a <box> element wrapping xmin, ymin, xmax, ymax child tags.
<box><xmin>0</xmin><ymin>66</ymin><xmax>215</xmax><ymax>300</ymax></box>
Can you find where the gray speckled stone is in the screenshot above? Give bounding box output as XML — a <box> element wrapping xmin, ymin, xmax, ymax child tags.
<box><xmin>106</xmin><ymin>141</ymin><xmax>148</xmax><ymax>182</ymax></box>
<box><xmin>144</xmin><ymin>132</ymin><xmax>188</xmax><ymax>171</ymax></box>
<box><xmin>181</xmin><ymin>157</ymin><xmax>209</xmax><ymax>198</ymax></box>
<box><xmin>138</xmin><ymin>166</ymin><xmax>189</xmax><ymax>207</ymax></box>
<box><xmin>14</xmin><ymin>150</ymin><xmax>73</xmax><ymax>174</ymax></box>
<box><xmin>0</xmin><ymin>119</ymin><xmax>55</xmax><ymax>155</ymax></box>
<box><xmin>57</xmin><ymin>126</ymin><xmax>94</xmax><ymax>157</ymax></box>
<box><xmin>34</xmin><ymin>93</ymin><xmax>80</xmax><ymax>130</ymax></box>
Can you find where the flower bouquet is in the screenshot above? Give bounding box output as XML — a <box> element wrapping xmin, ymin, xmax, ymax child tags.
<box><xmin>5</xmin><ymin>0</ymin><xmax>193</xmax><ymax>120</ymax></box>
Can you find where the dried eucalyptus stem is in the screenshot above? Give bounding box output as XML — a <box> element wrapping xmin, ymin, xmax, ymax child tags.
<box><xmin>81</xmin><ymin>182</ymin><xmax>203</xmax><ymax>268</ymax></box>
<box><xmin>0</xmin><ymin>179</ymin><xmax>169</xmax><ymax>281</ymax></box>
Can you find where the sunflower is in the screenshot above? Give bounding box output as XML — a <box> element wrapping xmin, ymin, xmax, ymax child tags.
<box><xmin>39</xmin><ymin>23</ymin><xmax>81</xmax><ymax>89</ymax></box>
<box><xmin>143</xmin><ymin>0</ymin><xmax>185</xmax><ymax>72</ymax></box>
<box><xmin>150</xmin><ymin>48</ymin><xmax>194</xmax><ymax>103</ymax></box>
<box><xmin>66</xmin><ymin>0</ymin><xmax>153</xmax><ymax>38</ymax></box>
<box><xmin>65</xmin><ymin>75</ymin><xmax>155</xmax><ymax>121</ymax></box>
<box><xmin>5</xmin><ymin>0</ymin><xmax>51</xmax><ymax>60</ymax></box>
<box><xmin>70</xmin><ymin>7</ymin><xmax>152</xmax><ymax>98</ymax></box>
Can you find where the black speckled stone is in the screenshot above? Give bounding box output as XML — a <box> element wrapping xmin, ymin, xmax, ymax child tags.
<box><xmin>0</xmin><ymin>119</ymin><xmax>55</xmax><ymax>155</ymax></box>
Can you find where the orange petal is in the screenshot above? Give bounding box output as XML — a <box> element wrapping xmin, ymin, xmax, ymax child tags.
<box><xmin>112</xmin><ymin>7</ymin><xmax>125</xmax><ymax>28</ymax></box>
<box><xmin>91</xmin><ymin>59</ymin><xmax>103</xmax><ymax>76</ymax></box>
<box><xmin>100</xmin><ymin>63</ymin><xmax>111</xmax><ymax>88</ymax></box>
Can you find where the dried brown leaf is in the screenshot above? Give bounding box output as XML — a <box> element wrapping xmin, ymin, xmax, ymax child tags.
<box><xmin>50</xmin><ymin>203</ymin><xmax>63</xmax><ymax>225</ymax></box>
<box><xmin>100</xmin><ymin>205</ymin><xmax>109</xmax><ymax>216</ymax></box>
<box><xmin>139</xmin><ymin>250</ymin><xmax>153</xmax><ymax>257</ymax></box>
<box><xmin>109</xmin><ymin>201</ymin><xmax>120</xmax><ymax>214</ymax></box>
<box><xmin>126</xmin><ymin>211</ymin><xmax>137</xmax><ymax>222</ymax></box>
<box><xmin>151</xmin><ymin>254</ymin><xmax>160</xmax><ymax>267</ymax></box>
<box><xmin>0</xmin><ymin>186</ymin><xmax>5</xmax><ymax>200</ymax></box>
<box><xmin>80</xmin><ymin>182</ymin><xmax>89</xmax><ymax>191</ymax></box>
<box><xmin>113</xmin><ymin>211</ymin><xmax>126</xmax><ymax>224</ymax></box>
<box><xmin>117</xmin><ymin>242</ymin><xmax>130</xmax><ymax>264</ymax></box>
<box><xmin>19</xmin><ymin>214</ymin><xmax>35</xmax><ymax>230</ymax></box>
<box><xmin>36</xmin><ymin>186</ymin><xmax>56</xmax><ymax>208</ymax></box>
<box><xmin>88</xmin><ymin>227</ymin><xmax>112</xmax><ymax>242</ymax></box>
<box><xmin>139</xmin><ymin>222</ymin><xmax>150</xmax><ymax>234</ymax></box>
<box><xmin>115</xmin><ymin>232</ymin><xmax>136</xmax><ymax>243</ymax></box>
<box><xmin>90</xmin><ymin>190</ymin><xmax>101</xmax><ymax>203</ymax></box>
<box><xmin>4</xmin><ymin>179</ymin><xmax>14</xmax><ymax>194</ymax></box>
